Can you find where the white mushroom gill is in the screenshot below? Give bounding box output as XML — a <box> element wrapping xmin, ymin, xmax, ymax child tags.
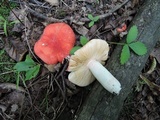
<box><xmin>68</xmin><ymin>39</ymin><xmax>122</xmax><ymax>95</ymax></box>
<box><xmin>87</xmin><ymin>59</ymin><xmax>121</xmax><ymax>94</ymax></box>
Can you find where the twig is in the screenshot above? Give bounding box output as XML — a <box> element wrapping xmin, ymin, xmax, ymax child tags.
<box><xmin>26</xmin><ymin>6</ymin><xmax>63</xmax><ymax>23</ymax></box>
<box><xmin>54</xmin><ymin>77</ymin><xmax>66</xmax><ymax>115</ymax></box>
<box><xmin>0</xmin><ymin>112</ymin><xmax>14</xmax><ymax>120</ymax></box>
<box><xmin>29</xmin><ymin>3</ymin><xmax>51</xmax><ymax>9</ymax></box>
<box><xmin>19</xmin><ymin>75</ymin><xmax>35</xmax><ymax>120</ymax></box>
<box><xmin>51</xmin><ymin>61</ymin><xmax>68</xmax><ymax>118</ymax></box>
<box><xmin>30</xmin><ymin>0</ymin><xmax>43</xmax><ymax>5</ymax></box>
<box><xmin>0</xmin><ymin>71</ymin><xmax>14</xmax><ymax>76</ymax></box>
<box><xmin>51</xmin><ymin>106</ymin><xmax>57</xmax><ymax>120</ymax></box>
<box><xmin>99</xmin><ymin>0</ymin><xmax>129</xmax><ymax>18</ymax></box>
<box><xmin>81</xmin><ymin>0</ymin><xmax>130</xmax><ymax>22</ymax></box>
<box><xmin>54</xmin><ymin>77</ymin><xmax>66</xmax><ymax>102</ymax></box>
<box><xmin>56</xmin><ymin>60</ymin><xmax>69</xmax><ymax>79</ymax></box>
<box><xmin>29</xmin><ymin>0</ymin><xmax>51</xmax><ymax>9</ymax></box>
<box><xmin>74</xmin><ymin>91</ymin><xmax>84</xmax><ymax>118</ymax></box>
<box><xmin>61</xmin><ymin>0</ymin><xmax>72</xmax><ymax>9</ymax></box>
<box><xmin>23</xmin><ymin>15</ymin><xmax>42</xmax><ymax>64</ymax></box>
<box><xmin>5</xmin><ymin>1</ymin><xmax>25</xmax><ymax>26</ymax></box>
<box><xmin>56</xmin><ymin>103</ymin><xmax>67</xmax><ymax>120</ymax></box>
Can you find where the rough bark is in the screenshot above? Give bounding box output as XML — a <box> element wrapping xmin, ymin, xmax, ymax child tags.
<box><xmin>77</xmin><ymin>0</ymin><xmax>160</xmax><ymax>120</ymax></box>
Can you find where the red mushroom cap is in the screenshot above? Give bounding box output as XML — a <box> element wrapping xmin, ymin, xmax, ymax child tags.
<box><xmin>34</xmin><ymin>23</ymin><xmax>76</xmax><ymax>64</ymax></box>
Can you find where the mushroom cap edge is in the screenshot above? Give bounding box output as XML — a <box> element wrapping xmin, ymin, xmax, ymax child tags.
<box><xmin>68</xmin><ymin>39</ymin><xmax>110</xmax><ymax>86</ymax></box>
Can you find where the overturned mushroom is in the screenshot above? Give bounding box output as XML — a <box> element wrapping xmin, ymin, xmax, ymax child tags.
<box><xmin>68</xmin><ymin>39</ymin><xmax>121</xmax><ymax>94</ymax></box>
<box><xmin>34</xmin><ymin>23</ymin><xmax>76</xmax><ymax>65</ymax></box>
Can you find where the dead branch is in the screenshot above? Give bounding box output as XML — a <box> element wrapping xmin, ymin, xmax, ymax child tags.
<box><xmin>81</xmin><ymin>0</ymin><xmax>130</xmax><ymax>22</ymax></box>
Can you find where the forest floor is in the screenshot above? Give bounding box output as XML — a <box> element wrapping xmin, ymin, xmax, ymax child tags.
<box><xmin>0</xmin><ymin>0</ymin><xmax>160</xmax><ymax>120</ymax></box>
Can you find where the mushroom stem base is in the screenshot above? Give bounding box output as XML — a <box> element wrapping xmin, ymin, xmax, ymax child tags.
<box><xmin>87</xmin><ymin>59</ymin><xmax>121</xmax><ymax>94</ymax></box>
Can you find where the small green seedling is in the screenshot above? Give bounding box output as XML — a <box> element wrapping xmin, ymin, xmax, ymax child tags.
<box><xmin>120</xmin><ymin>25</ymin><xmax>147</xmax><ymax>64</ymax></box>
<box><xmin>0</xmin><ymin>16</ymin><xmax>19</xmax><ymax>36</ymax></box>
<box><xmin>0</xmin><ymin>16</ymin><xmax>8</xmax><ymax>36</ymax></box>
<box><xmin>0</xmin><ymin>1</ymin><xmax>18</xmax><ymax>36</ymax></box>
<box><xmin>88</xmin><ymin>14</ymin><xmax>99</xmax><ymax>27</ymax></box>
<box><xmin>70</xmin><ymin>46</ymin><xmax>81</xmax><ymax>55</ymax></box>
<box><xmin>70</xmin><ymin>36</ymin><xmax>89</xmax><ymax>55</ymax></box>
<box><xmin>80</xmin><ymin>36</ymin><xmax>88</xmax><ymax>46</ymax></box>
<box><xmin>14</xmin><ymin>55</ymin><xmax>40</xmax><ymax>86</ymax></box>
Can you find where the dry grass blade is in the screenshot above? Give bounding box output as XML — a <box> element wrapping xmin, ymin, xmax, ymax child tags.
<box><xmin>140</xmin><ymin>75</ymin><xmax>160</xmax><ymax>92</ymax></box>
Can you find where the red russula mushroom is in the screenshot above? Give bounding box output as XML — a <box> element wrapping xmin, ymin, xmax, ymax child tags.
<box><xmin>34</xmin><ymin>23</ymin><xmax>76</xmax><ymax>64</ymax></box>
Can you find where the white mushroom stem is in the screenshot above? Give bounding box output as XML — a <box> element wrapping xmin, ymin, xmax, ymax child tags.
<box><xmin>87</xmin><ymin>59</ymin><xmax>121</xmax><ymax>94</ymax></box>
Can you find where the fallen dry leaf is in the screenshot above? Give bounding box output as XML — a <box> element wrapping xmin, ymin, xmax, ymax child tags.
<box><xmin>146</xmin><ymin>57</ymin><xmax>157</xmax><ymax>74</ymax></box>
<box><xmin>131</xmin><ymin>0</ymin><xmax>139</xmax><ymax>7</ymax></box>
<box><xmin>4</xmin><ymin>37</ymin><xmax>27</xmax><ymax>61</ymax></box>
<box><xmin>140</xmin><ymin>75</ymin><xmax>160</xmax><ymax>93</ymax></box>
<box><xmin>73</xmin><ymin>24</ymin><xmax>89</xmax><ymax>36</ymax></box>
<box><xmin>150</xmin><ymin>47</ymin><xmax>160</xmax><ymax>64</ymax></box>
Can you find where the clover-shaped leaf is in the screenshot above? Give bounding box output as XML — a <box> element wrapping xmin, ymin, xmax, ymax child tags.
<box><xmin>120</xmin><ymin>25</ymin><xmax>147</xmax><ymax>64</ymax></box>
<box><xmin>129</xmin><ymin>41</ymin><xmax>147</xmax><ymax>55</ymax></box>
<box><xmin>120</xmin><ymin>44</ymin><xmax>130</xmax><ymax>65</ymax></box>
<box><xmin>126</xmin><ymin>25</ymin><xmax>138</xmax><ymax>44</ymax></box>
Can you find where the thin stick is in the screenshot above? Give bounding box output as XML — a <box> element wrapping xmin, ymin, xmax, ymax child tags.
<box><xmin>26</xmin><ymin>6</ymin><xmax>63</xmax><ymax>23</ymax></box>
<box><xmin>81</xmin><ymin>0</ymin><xmax>130</xmax><ymax>22</ymax></box>
<box><xmin>107</xmin><ymin>41</ymin><xmax>125</xmax><ymax>45</ymax></box>
<box><xmin>0</xmin><ymin>71</ymin><xmax>14</xmax><ymax>76</ymax></box>
<box><xmin>5</xmin><ymin>1</ymin><xmax>25</xmax><ymax>26</ymax></box>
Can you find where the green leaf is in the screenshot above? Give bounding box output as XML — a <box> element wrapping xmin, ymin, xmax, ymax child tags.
<box><xmin>0</xmin><ymin>22</ymin><xmax>5</xmax><ymax>26</ymax></box>
<box><xmin>126</xmin><ymin>25</ymin><xmax>138</xmax><ymax>43</ymax></box>
<box><xmin>25</xmin><ymin>55</ymin><xmax>35</xmax><ymax>65</ymax></box>
<box><xmin>10</xmin><ymin>20</ymin><xmax>19</xmax><ymax>25</ymax></box>
<box><xmin>0</xmin><ymin>16</ymin><xmax>5</xmax><ymax>21</ymax></box>
<box><xmin>16</xmin><ymin>72</ymin><xmax>20</xmax><ymax>88</ymax></box>
<box><xmin>93</xmin><ymin>16</ymin><xmax>99</xmax><ymax>22</ymax></box>
<box><xmin>3</xmin><ymin>20</ymin><xmax>7</xmax><ymax>36</ymax></box>
<box><xmin>14</xmin><ymin>62</ymin><xmax>34</xmax><ymax>71</ymax></box>
<box><xmin>89</xmin><ymin>21</ymin><xmax>94</xmax><ymax>27</ymax></box>
<box><xmin>0</xmin><ymin>49</ymin><xmax>4</xmax><ymax>56</ymax></box>
<box><xmin>80</xmin><ymin>36</ymin><xmax>88</xmax><ymax>46</ymax></box>
<box><xmin>129</xmin><ymin>41</ymin><xmax>147</xmax><ymax>55</ymax></box>
<box><xmin>25</xmin><ymin>65</ymin><xmax>40</xmax><ymax>81</ymax></box>
<box><xmin>96</xmin><ymin>0</ymin><xmax>99</xmax><ymax>3</ymax></box>
<box><xmin>14</xmin><ymin>55</ymin><xmax>36</xmax><ymax>72</ymax></box>
<box><xmin>14</xmin><ymin>55</ymin><xmax>40</xmax><ymax>81</ymax></box>
<box><xmin>70</xmin><ymin>46</ymin><xmax>81</xmax><ymax>55</ymax></box>
<box><xmin>88</xmin><ymin>14</ymin><xmax>94</xmax><ymax>20</ymax></box>
<box><xmin>120</xmin><ymin>44</ymin><xmax>130</xmax><ymax>64</ymax></box>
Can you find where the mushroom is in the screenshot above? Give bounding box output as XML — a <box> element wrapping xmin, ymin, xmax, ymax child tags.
<box><xmin>68</xmin><ymin>39</ymin><xmax>121</xmax><ymax>94</ymax></box>
<box><xmin>34</xmin><ymin>23</ymin><xmax>76</xmax><ymax>65</ymax></box>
